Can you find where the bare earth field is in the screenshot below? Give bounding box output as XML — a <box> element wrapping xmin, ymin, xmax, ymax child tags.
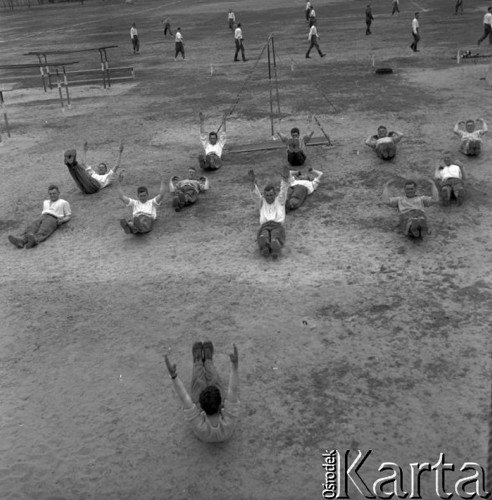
<box><xmin>0</xmin><ymin>0</ymin><xmax>491</xmax><ymax>498</ymax></box>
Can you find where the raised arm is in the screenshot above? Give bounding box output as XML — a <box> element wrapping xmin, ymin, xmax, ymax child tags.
<box><xmin>226</xmin><ymin>344</ymin><xmax>239</xmax><ymax>403</ymax></box>
<box><xmin>82</xmin><ymin>141</ymin><xmax>89</xmax><ymax>167</ymax></box>
<box><xmin>427</xmin><ymin>178</ymin><xmax>439</xmax><ymax>202</ymax></box>
<box><xmin>248</xmin><ymin>169</ymin><xmax>262</xmax><ymax>204</ymax></box>
<box><xmin>165</xmin><ymin>354</ymin><xmax>195</xmax><ymax>410</ymax></box>
<box><xmin>459</xmin><ymin>163</ymin><xmax>466</xmax><ymax>181</ymax></box>
<box><xmin>453</xmin><ymin>121</ymin><xmax>464</xmax><ymax>136</ymax></box>
<box><xmin>113</xmin><ymin>143</ymin><xmax>124</xmax><ymax>174</ymax></box>
<box><xmin>277</xmin><ymin>165</ymin><xmax>290</xmax><ymax>204</ymax></box>
<box><xmin>116</xmin><ymin>171</ymin><xmax>131</xmax><ymax>204</ymax></box>
<box><xmin>478</xmin><ymin>118</ymin><xmax>488</xmax><ymax>134</ymax></box>
<box><xmin>155</xmin><ymin>173</ymin><xmax>166</xmax><ymax>204</ymax></box>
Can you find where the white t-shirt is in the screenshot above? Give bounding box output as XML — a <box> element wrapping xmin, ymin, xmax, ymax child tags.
<box><xmin>308</xmin><ymin>25</ymin><xmax>318</xmax><ymax>39</ymax></box>
<box><xmin>290</xmin><ymin>178</ymin><xmax>319</xmax><ymax>195</ymax></box>
<box><xmin>175</xmin><ymin>31</ymin><xmax>183</xmax><ymax>43</ymax></box>
<box><xmin>42</xmin><ymin>199</ymin><xmax>71</xmax><ymax>219</ymax></box>
<box><xmin>252</xmin><ymin>180</ymin><xmax>289</xmax><ymax>225</ymax></box>
<box><xmin>201</xmin><ymin>132</ymin><xmax>226</xmax><ymax>157</ymax></box>
<box><xmin>127</xmin><ymin>196</ymin><xmax>161</xmax><ymax>219</ymax></box>
<box><xmin>234</xmin><ymin>27</ymin><xmax>243</xmax><ymax>40</ymax></box>
<box><xmin>130</xmin><ymin>27</ymin><xmax>138</xmax><ymax>39</ymax></box>
<box><xmin>436</xmin><ymin>164</ymin><xmax>462</xmax><ymax>181</ymax></box>
<box><xmin>86</xmin><ymin>167</ymin><xmax>115</xmax><ymax>189</ymax></box>
<box><xmin>412</xmin><ymin>18</ymin><xmax>419</xmax><ymax>34</ymax></box>
<box><xmin>483</xmin><ymin>12</ymin><xmax>492</xmax><ymax>25</ymax></box>
<box><xmin>456</xmin><ymin>130</ymin><xmax>485</xmax><ymax>141</ymax></box>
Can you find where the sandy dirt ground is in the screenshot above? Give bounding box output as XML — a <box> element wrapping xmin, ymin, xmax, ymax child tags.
<box><xmin>0</xmin><ymin>0</ymin><xmax>491</xmax><ymax>498</ymax></box>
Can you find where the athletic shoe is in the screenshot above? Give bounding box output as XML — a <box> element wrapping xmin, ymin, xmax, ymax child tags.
<box><xmin>120</xmin><ymin>219</ymin><xmax>133</xmax><ymax>234</ymax></box>
<box><xmin>271</xmin><ymin>238</ymin><xmax>281</xmax><ymax>259</ymax></box>
<box><xmin>203</xmin><ymin>341</ymin><xmax>214</xmax><ymax>360</ymax></box>
<box><xmin>8</xmin><ymin>235</ymin><xmax>25</xmax><ymax>248</ymax></box>
<box><xmin>192</xmin><ymin>342</ymin><xmax>203</xmax><ymax>362</ymax></box>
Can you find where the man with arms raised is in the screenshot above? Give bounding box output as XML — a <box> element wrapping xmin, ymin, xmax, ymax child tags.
<box><xmin>117</xmin><ymin>171</ymin><xmax>165</xmax><ymax>235</ymax></box>
<box><xmin>165</xmin><ymin>342</ymin><xmax>240</xmax><ymax>443</ymax></box>
<box><xmin>249</xmin><ymin>165</ymin><xmax>290</xmax><ymax>259</ymax></box>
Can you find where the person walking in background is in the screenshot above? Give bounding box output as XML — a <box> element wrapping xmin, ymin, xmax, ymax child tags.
<box><xmin>308</xmin><ymin>5</ymin><xmax>317</xmax><ymax>27</ymax></box>
<box><xmin>455</xmin><ymin>0</ymin><xmax>463</xmax><ymax>15</ymax></box>
<box><xmin>162</xmin><ymin>17</ymin><xmax>173</xmax><ymax>37</ymax></box>
<box><xmin>477</xmin><ymin>7</ymin><xmax>492</xmax><ymax>45</ymax></box>
<box><xmin>306</xmin><ymin>22</ymin><xmax>325</xmax><ymax>58</ymax></box>
<box><xmin>130</xmin><ymin>23</ymin><xmax>139</xmax><ymax>54</ymax></box>
<box><xmin>410</xmin><ymin>12</ymin><xmax>420</xmax><ymax>52</ymax></box>
<box><xmin>305</xmin><ymin>0</ymin><xmax>312</xmax><ymax>21</ymax></box>
<box><xmin>391</xmin><ymin>0</ymin><xmax>400</xmax><ymax>15</ymax></box>
<box><xmin>228</xmin><ymin>9</ymin><xmax>235</xmax><ymax>30</ymax></box>
<box><xmin>366</xmin><ymin>4</ymin><xmax>374</xmax><ymax>35</ymax></box>
<box><xmin>234</xmin><ymin>23</ymin><xmax>247</xmax><ymax>62</ymax></box>
<box><xmin>174</xmin><ymin>27</ymin><xmax>185</xmax><ymax>60</ymax></box>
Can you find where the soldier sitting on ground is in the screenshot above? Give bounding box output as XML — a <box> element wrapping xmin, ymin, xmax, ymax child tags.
<box><xmin>366</xmin><ymin>125</ymin><xmax>404</xmax><ymax>160</ymax></box>
<box><xmin>277</xmin><ymin>127</ymin><xmax>314</xmax><ymax>166</ymax></box>
<box><xmin>169</xmin><ymin>167</ymin><xmax>209</xmax><ymax>212</ymax></box>
<box><xmin>382</xmin><ymin>178</ymin><xmax>439</xmax><ymax>240</ymax></box>
<box><xmin>198</xmin><ymin>112</ymin><xmax>227</xmax><ymax>171</ymax></box>
<box><xmin>434</xmin><ymin>151</ymin><xmax>466</xmax><ymax>206</ymax></box>
<box><xmin>165</xmin><ymin>342</ymin><xmax>240</xmax><ymax>443</ymax></box>
<box><xmin>453</xmin><ymin>119</ymin><xmax>488</xmax><ymax>156</ymax></box>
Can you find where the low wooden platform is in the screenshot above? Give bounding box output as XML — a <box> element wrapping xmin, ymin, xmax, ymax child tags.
<box><xmin>227</xmin><ymin>136</ymin><xmax>332</xmax><ymax>154</ymax></box>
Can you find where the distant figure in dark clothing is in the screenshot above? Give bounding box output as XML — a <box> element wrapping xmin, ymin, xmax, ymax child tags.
<box><xmin>366</xmin><ymin>5</ymin><xmax>374</xmax><ymax>35</ymax></box>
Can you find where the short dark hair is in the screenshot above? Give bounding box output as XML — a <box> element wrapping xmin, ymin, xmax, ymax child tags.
<box><xmin>48</xmin><ymin>184</ymin><xmax>60</xmax><ymax>192</ymax></box>
<box><xmin>264</xmin><ymin>183</ymin><xmax>276</xmax><ymax>193</ymax></box>
<box><xmin>137</xmin><ymin>186</ymin><xmax>148</xmax><ymax>195</ymax></box>
<box><xmin>209</xmin><ymin>132</ymin><xmax>218</xmax><ymax>139</ymax></box>
<box><xmin>291</xmin><ymin>127</ymin><xmax>300</xmax><ymax>135</ymax></box>
<box><xmin>404</xmin><ymin>180</ymin><xmax>417</xmax><ymax>188</ymax></box>
<box><xmin>199</xmin><ymin>386</ymin><xmax>222</xmax><ymax>415</ymax></box>
<box><xmin>237</xmin><ymin>23</ymin><xmax>241</xmax><ymax>27</ymax></box>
